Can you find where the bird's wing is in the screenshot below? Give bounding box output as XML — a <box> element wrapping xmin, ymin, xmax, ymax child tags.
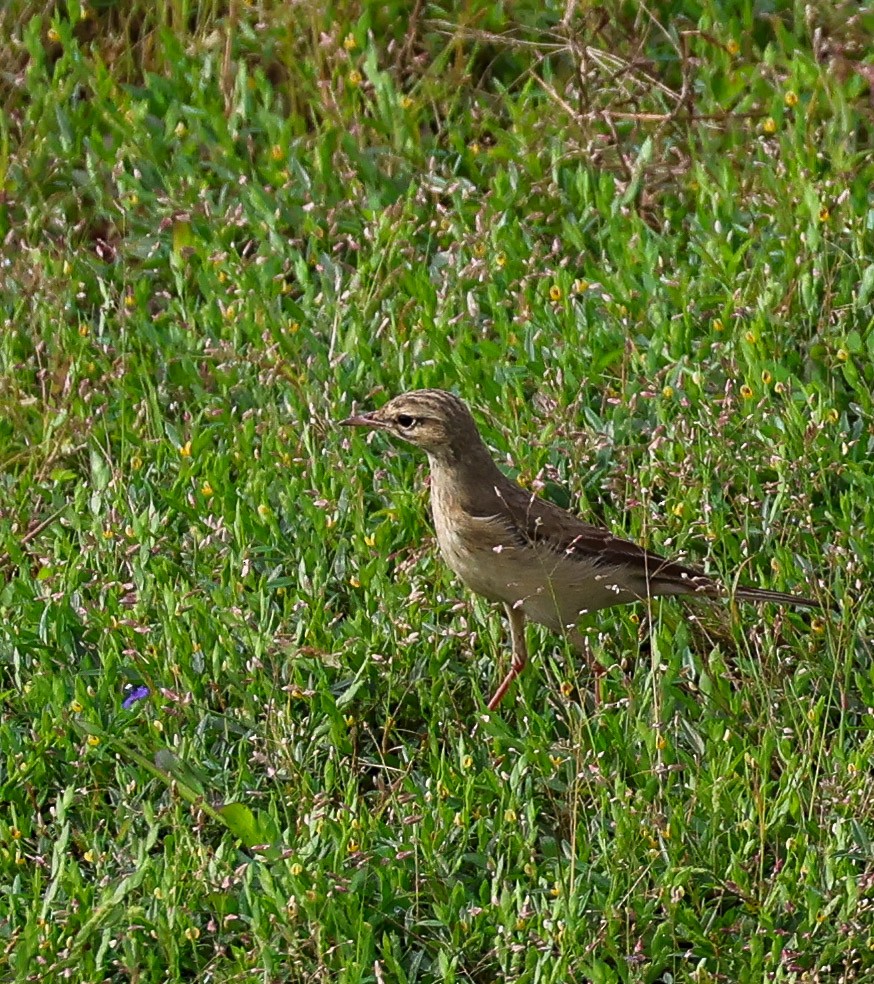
<box><xmin>485</xmin><ymin>481</ymin><xmax>716</xmax><ymax>596</ymax></box>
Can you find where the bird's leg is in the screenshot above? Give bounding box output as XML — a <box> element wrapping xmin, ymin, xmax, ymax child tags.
<box><xmin>568</xmin><ymin>628</ymin><xmax>608</xmax><ymax>707</ymax></box>
<box><xmin>487</xmin><ymin>604</ymin><xmax>528</xmax><ymax>710</ymax></box>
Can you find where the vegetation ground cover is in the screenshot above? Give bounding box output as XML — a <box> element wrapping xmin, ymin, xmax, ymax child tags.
<box><xmin>1</xmin><ymin>0</ymin><xmax>873</xmax><ymax>980</ymax></box>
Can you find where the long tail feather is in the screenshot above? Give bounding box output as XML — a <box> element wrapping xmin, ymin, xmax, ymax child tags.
<box><xmin>733</xmin><ymin>586</ymin><xmax>821</xmax><ymax>609</ymax></box>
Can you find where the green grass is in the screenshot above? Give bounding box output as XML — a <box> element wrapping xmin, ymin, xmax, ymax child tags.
<box><xmin>1</xmin><ymin>0</ymin><xmax>873</xmax><ymax>980</ymax></box>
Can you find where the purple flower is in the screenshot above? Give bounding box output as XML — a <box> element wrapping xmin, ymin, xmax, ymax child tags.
<box><xmin>122</xmin><ymin>685</ymin><xmax>150</xmax><ymax>709</ymax></box>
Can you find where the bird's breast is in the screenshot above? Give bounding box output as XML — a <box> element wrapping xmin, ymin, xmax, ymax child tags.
<box><xmin>431</xmin><ymin>493</ymin><xmax>644</xmax><ymax>630</ymax></box>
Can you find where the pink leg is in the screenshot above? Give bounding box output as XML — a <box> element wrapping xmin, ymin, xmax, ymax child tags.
<box><xmin>487</xmin><ymin>604</ymin><xmax>527</xmax><ymax>711</ymax></box>
<box><xmin>567</xmin><ymin>628</ymin><xmax>607</xmax><ymax>706</ymax></box>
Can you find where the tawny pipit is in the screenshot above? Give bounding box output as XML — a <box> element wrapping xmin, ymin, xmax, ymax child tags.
<box><xmin>341</xmin><ymin>389</ymin><xmax>821</xmax><ymax>710</ymax></box>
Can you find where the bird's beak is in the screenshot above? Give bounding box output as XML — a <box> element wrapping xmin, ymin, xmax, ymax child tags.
<box><xmin>339</xmin><ymin>411</ymin><xmax>387</xmax><ymax>429</ymax></box>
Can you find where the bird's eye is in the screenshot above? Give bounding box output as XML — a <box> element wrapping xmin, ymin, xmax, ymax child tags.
<box><xmin>395</xmin><ymin>414</ymin><xmax>417</xmax><ymax>429</ymax></box>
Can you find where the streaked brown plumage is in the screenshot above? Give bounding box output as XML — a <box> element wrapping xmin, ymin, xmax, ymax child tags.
<box><xmin>342</xmin><ymin>389</ymin><xmax>821</xmax><ymax>709</ymax></box>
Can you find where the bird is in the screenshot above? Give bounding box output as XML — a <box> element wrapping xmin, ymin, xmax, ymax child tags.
<box><xmin>340</xmin><ymin>388</ymin><xmax>822</xmax><ymax>711</ymax></box>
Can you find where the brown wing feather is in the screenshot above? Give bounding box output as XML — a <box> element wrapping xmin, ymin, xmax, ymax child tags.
<box><xmin>484</xmin><ymin>482</ymin><xmax>709</xmax><ymax>586</ymax></box>
<box><xmin>472</xmin><ymin>477</ymin><xmax>820</xmax><ymax>609</ymax></box>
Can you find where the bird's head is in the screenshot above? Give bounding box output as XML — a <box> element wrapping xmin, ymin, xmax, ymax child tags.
<box><xmin>340</xmin><ymin>389</ymin><xmax>481</xmax><ymax>460</ymax></box>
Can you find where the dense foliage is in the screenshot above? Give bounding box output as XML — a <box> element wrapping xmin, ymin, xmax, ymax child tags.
<box><xmin>1</xmin><ymin>1</ymin><xmax>872</xmax><ymax>980</ymax></box>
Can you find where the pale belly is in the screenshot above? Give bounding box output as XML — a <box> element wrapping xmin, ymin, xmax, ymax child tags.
<box><xmin>434</xmin><ymin>515</ymin><xmax>640</xmax><ymax>634</ymax></box>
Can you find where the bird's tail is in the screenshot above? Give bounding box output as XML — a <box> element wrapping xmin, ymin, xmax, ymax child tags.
<box><xmin>732</xmin><ymin>585</ymin><xmax>821</xmax><ymax>609</ymax></box>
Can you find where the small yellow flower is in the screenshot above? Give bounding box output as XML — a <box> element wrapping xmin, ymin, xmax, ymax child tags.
<box><xmin>453</xmin><ymin>812</ymin><xmax>464</xmax><ymax>827</ymax></box>
<box><xmin>290</xmin><ymin>862</ymin><xmax>303</xmax><ymax>875</ymax></box>
<box><xmin>78</xmin><ymin>323</ymin><xmax>90</xmax><ymax>337</ymax></box>
<box><xmin>174</xmin><ymin>121</ymin><xmax>187</xmax><ymax>137</ymax></box>
<box><xmin>349</xmin><ymin>576</ymin><xmax>360</xmax><ymax>588</ymax></box>
<box><xmin>363</xmin><ymin>534</ymin><xmax>375</xmax><ymax>547</ymax></box>
<box><xmin>271</xmin><ymin>144</ymin><xmax>284</xmax><ymax>161</ymax></box>
<box><xmin>347</xmin><ymin>840</ymin><xmax>359</xmax><ymax>853</ymax></box>
<box><xmin>811</xmin><ymin>618</ymin><xmax>825</xmax><ymax>634</ymax></box>
<box><xmin>572</xmin><ymin>279</ymin><xmax>588</xmax><ymax>294</ymax></box>
<box><xmin>344</xmin><ymin>714</ymin><xmax>356</xmax><ymax>727</ymax></box>
<box><xmin>825</xmin><ymin>407</ymin><xmax>839</xmax><ymax>424</ymax></box>
<box><xmin>819</xmin><ymin>207</ymin><xmax>830</xmax><ymax>222</ymax></box>
<box><xmin>712</xmin><ymin>318</ymin><xmax>724</xmax><ymax>333</ymax></box>
<box><xmin>762</xmin><ymin>117</ymin><xmax>777</xmax><ymax>134</ymax></box>
<box><xmin>343</xmin><ymin>33</ymin><xmax>357</xmax><ymax>51</ymax></box>
<box><xmin>127</xmin><ymin>193</ymin><xmax>139</xmax><ymax>206</ymax></box>
<box><xmin>549</xmin><ymin>284</ymin><xmax>562</xmax><ymax>302</ymax></box>
<box><xmin>257</xmin><ymin>503</ymin><xmax>271</xmax><ymax>519</ymax></box>
<box><xmin>549</xmin><ymin>755</ymin><xmax>563</xmax><ymax>768</ymax></box>
<box><xmin>560</xmin><ymin>681</ymin><xmax>573</xmax><ymax>697</ymax></box>
<box><xmin>836</xmin><ymin>347</ymin><xmax>849</xmax><ymax>362</ymax></box>
<box><xmin>70</xmin><ymin>700</ymin><xmax>83</xmax><ymax>713</ymax></box>
<box><xmin>761</xmin><ymin>370</ymin><xmax>773</xmax><ymax>385</ymax></box>
<box><xmin>10</xmin><ymin>828</ymin><xmax>21</xmax><ymax>840</ymax></box>
<box><xmin>726</xmin><ymin>39</ymin><xmax>740</xmax><ymax>56</ymax></box>
<box><xmin>131</xmin><ymin>455</ymin><xmax>143</xmax><ymax>471</ymax></box>
<box><xmin>495</xmin><ymin>252</ymin><xmax>506</xmax><ymax>268</ymax></box>
<box><xmin>179</xmin><ymin>441</ymin><xmax>192</xmax><ymax>458</ymax></box>
<box><xmin>87</xmin><ymin>735</ymin><xmax>100</xmax><ymax>747</ymax></box>
<box><xmin>744</xmin><ymin>330</ymin><xmax>758</xmax><ymax>344</ymax></box>
<box><xmin>784</xmin><ymin>90</ymin><xmax>799</xmax><ymax>107</ymax></box>
<box><xmin>83</xmin><ymin>849</ymin><xmax>96</xmax><ymax>862</ymax></box>
<box><xmin>662</xmin><ymin>385</ymin><xmax>674</xmax><ymax>399</ymax></box>
<box><xmin>551</xmin><ymin>882</ymin><xmax>561</xmax><ymax>897</ymax></box>
<box><xmin>184</xmin><ymin>926</ymin><xmax>200</xmax><ymax>941</ymax></box>
<box><xmin>48</xmin><ymin>26</ymin><xmax>60</xmax><ymax>42</ymax></box>
<box><xmin>770</xmin><ymin>557</ymin><xmax>781</xmax><ymax>573</ymax></box>
<box><xmin>153</xmin><ymin>887</ymin><xmax>163</xmax><ymax>899</ymax></box>
<box><xmin>462</xmin><ymin>755</ymin><xmax>473</xmax><ymax>769</ymax></box>
<box><xmin>288</xmin><ymin>321</ymin><xmax>300</xmax><ymax>333</ymax></box>
<box><xmin>629</xmin><ymin>611</ymin><xmax>640</xmax><ymax>624</ymax></box>
<box><xmin>348</xmin><ymin>70</ymin><xmax>362</xmax><ymax>87</ymax></box>
<box><xmin>201</xmin><ymin>481</ymin><xmax>213</xmax><ymax>498</ymax></box>
<box><xmin>153</xmin><ymin>719</ymin><xmax>164</xmax><ymax>732</ymax></box>
<box><xmin>473</xmin><ymin>241</ymin><xmax>486</xmax><ymax>258</ymax></box>
<box><xmin>740</xmin><ymin>384</ymin><xmax>754</xmax><ymax>399</ymax></box>
<box><xmin>504</xmin><ymin>808</ymin><xmax>517</xmax><ymax>823</ymax></box>
<box><xmin>672</xmin><ymin>502</ymin><xmax>685</xmax><ymax>518</ymax></box>
<box><xmin>656</xmin><ymin>734</ymin><xmax>667</xmax><ymax>750</ymax></box>
<box><xmin>469</xmin><ymin>141</ymin><xmax>481</xmax><ymax>156</ymax></box>
<box><xmin>124</xmin><ymin>293</ymin><xmax>136</xmax><ymax>309</ymax></box>
<box><xmin>102</xmin><ymin>527</ymin><xmax>114</xmax><ymax>540</ymax></box>
<box><xmin>400</xmin><ymin>95</ymin><xmax>414</xmax><ymax>110</ymax></box>
<box><xmin>223</xmin><ymin>305</ymin><xmax>235</xmax><ymax>321</ymax></box>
